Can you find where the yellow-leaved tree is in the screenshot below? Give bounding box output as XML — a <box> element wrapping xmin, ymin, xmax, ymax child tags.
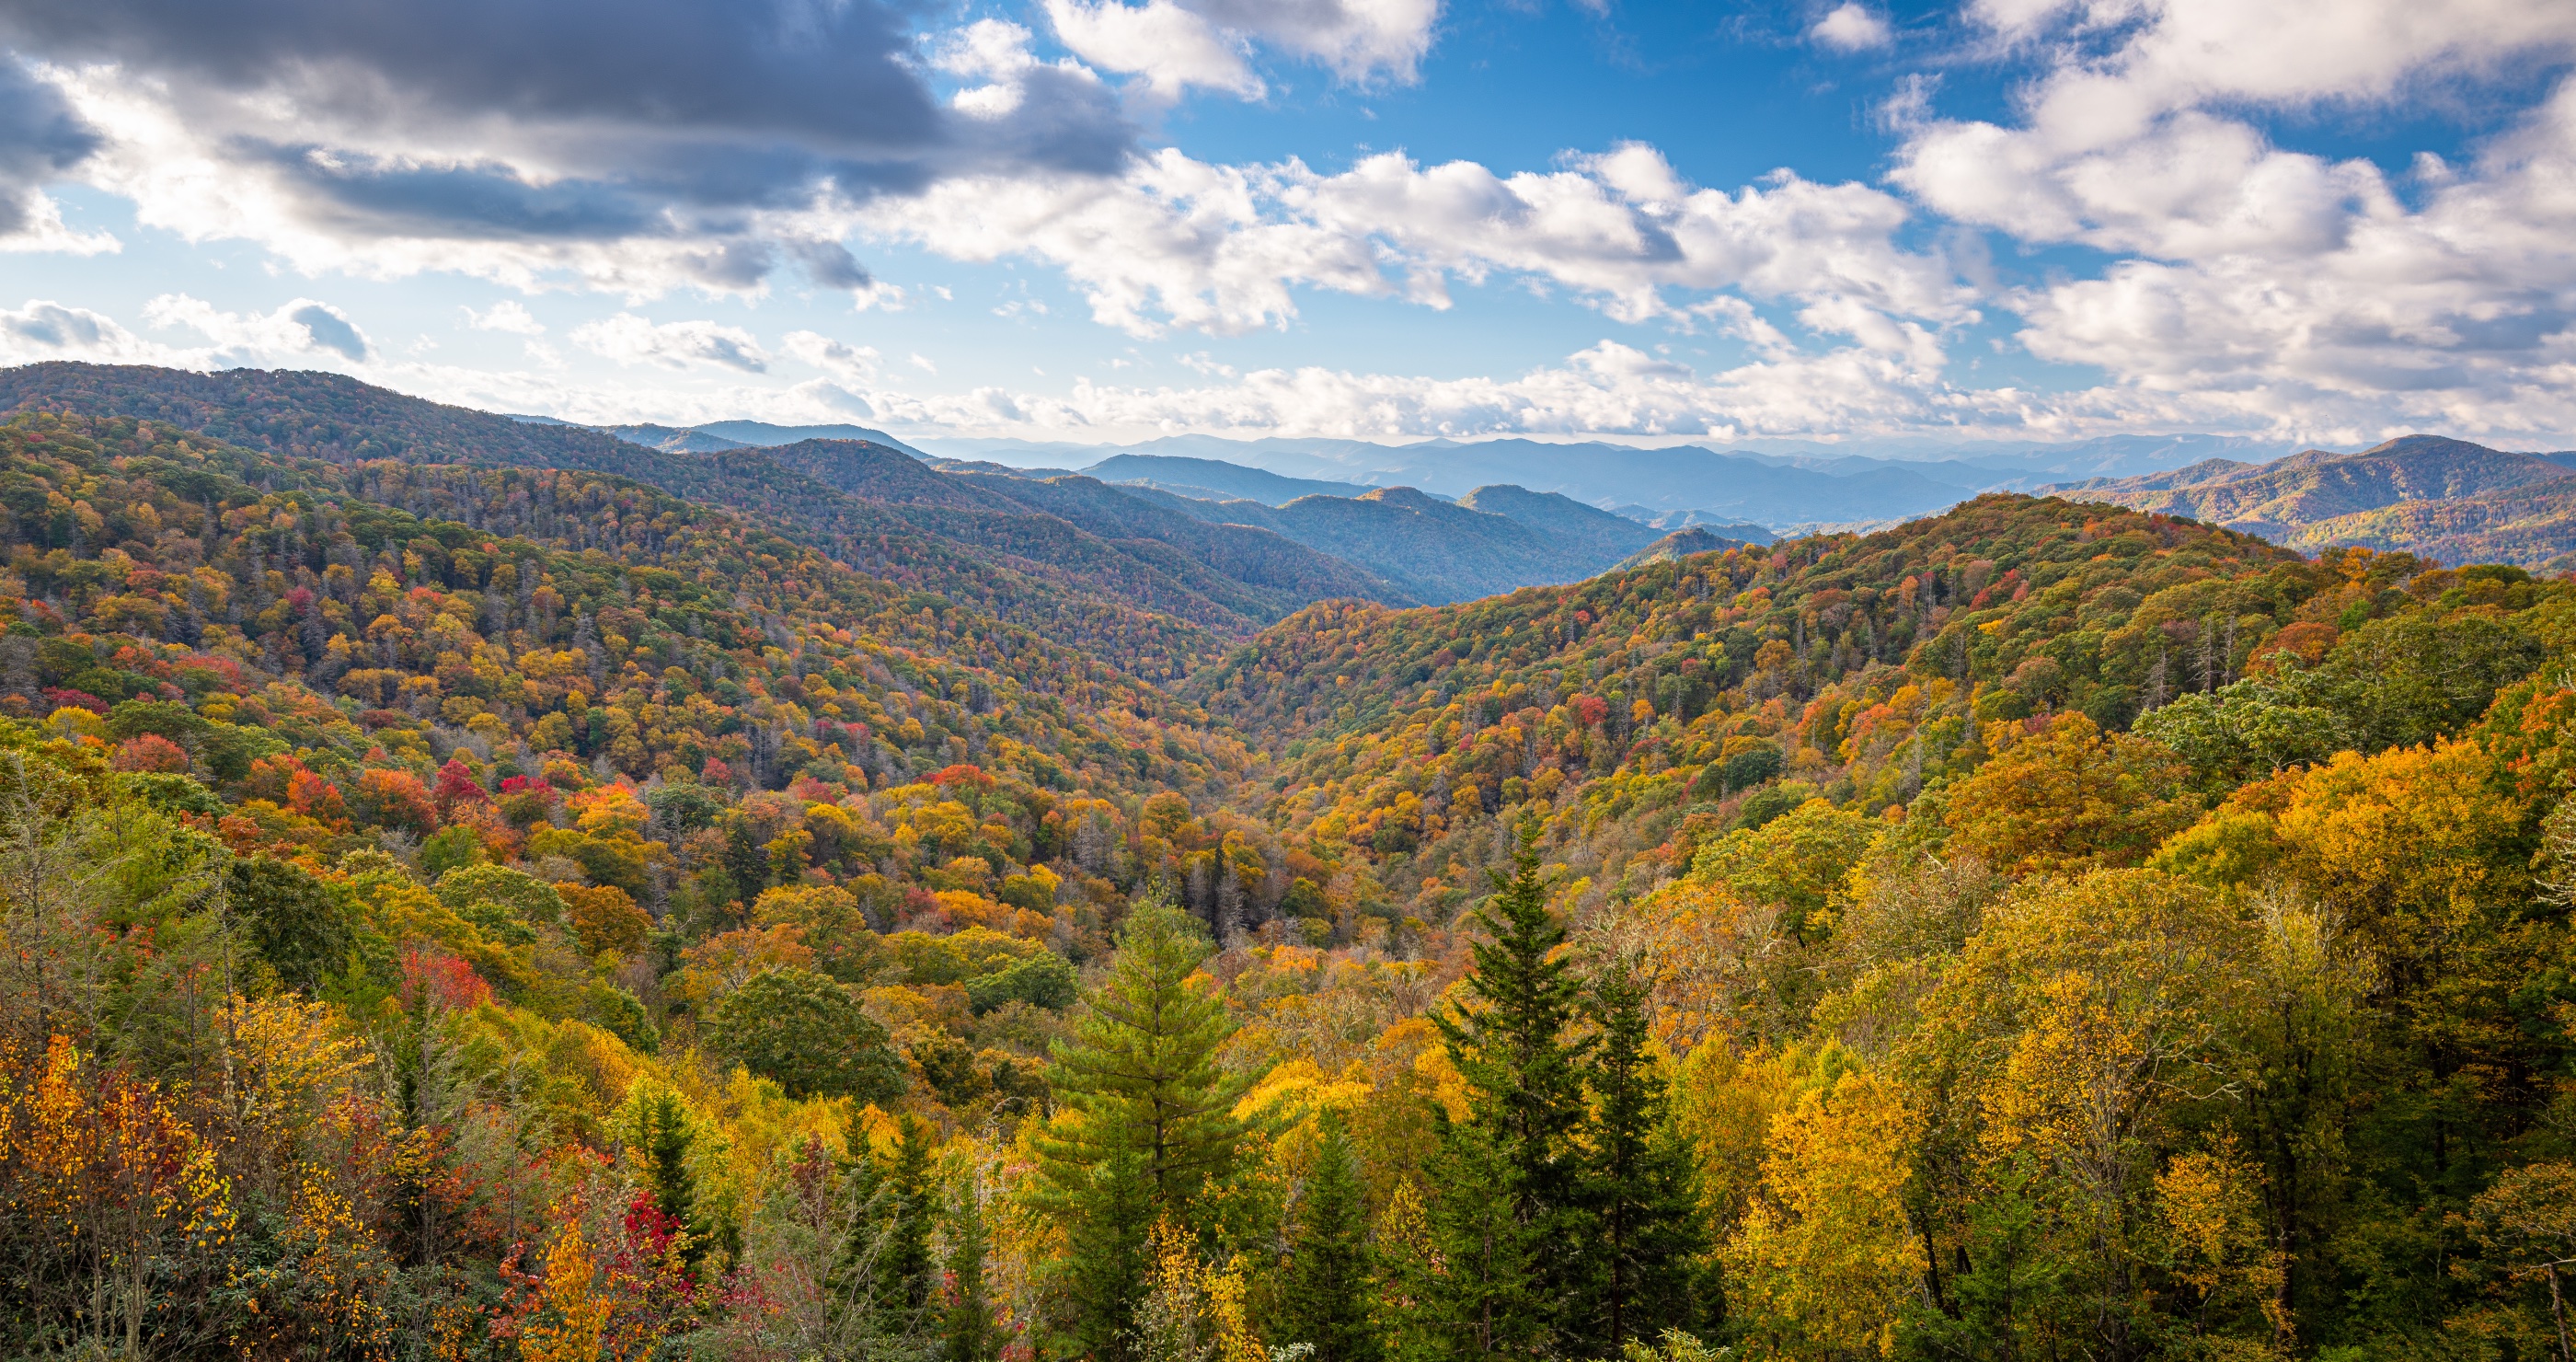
<box><xmin>1724</xmin><ymin>1067</ymin><xmax>1926</xmax><ymax>1359</ymax></box>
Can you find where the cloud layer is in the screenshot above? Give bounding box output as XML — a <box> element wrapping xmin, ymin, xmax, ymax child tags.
<box><xmin>0</xmin><ymin>0</ymin><xmax>2568</xmax><ymax>445</ymax></box>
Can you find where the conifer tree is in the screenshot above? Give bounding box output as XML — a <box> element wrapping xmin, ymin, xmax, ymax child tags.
<box><xmin>1576</xmin><ymin>959</ymin><xmax>1702</xmax><ymax>1352</ymax></box>
<box><xmin>1431</xmin><ymin>821</ymin><xmax>1592</xmax><ymax>1356</ymax></box>
<box><xmin>638</xmin><ymin>1089</ymin><xmax>707</xmax><ymax>1275</ymax></box>
<box><xmin>1282</xmin><ymin>1112</ymin><xmax>1381</xmax><ymax>1362</ymax></box>
<box><xmin>1032</xmin><ymin>897</ymin><xmax>1251</xmax><ymax>1357</ymax></box>
<box><xmin>945</xmin><ymin>1171</ymin><xmax>1001</xmax><ymax>1362</ymax></box>
<box><xmin>878</xmin><ymin>1115</ymin><xmax>939</xmax><ymax>1333</ymax></box>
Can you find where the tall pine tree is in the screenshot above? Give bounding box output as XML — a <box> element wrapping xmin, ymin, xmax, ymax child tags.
<box><xmin>945</xmin><ymin>1169</ymin><xmax>1002</xmax><ymax>1362</ymax></box>
<box><xmin>638</xmin><ymin>1088</ymin><xmax>708</xmax><ymax>1275</ymax></box>
<box><xmin>1282</xmin><ymin>1111</ymin><xmax>1382</xmax><ymax>1362</ymax></box>
<box><xmin>1031</xmin><ymin>897</ymin><xmax>1250</xmax><ymax>1359</ymax></box>
<box><xmin>1430</xmin><ymin>821</ymin><xmax>1592</xmax><ymax>1356</ymax></box>
<box><xmin>877</xmin><ymin>1116</ymin><xmax>940</xmax><ymax>1333</ymax></box>
<box><xmin>1575</xmin><ymin>957</ymin><xmax>1703</xmax><ymax>1352</ymax></box>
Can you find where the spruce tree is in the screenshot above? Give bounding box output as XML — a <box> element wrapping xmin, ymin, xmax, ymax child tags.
<box><xmin>945</xmin><ymin>1172</ymin><xmax>1001</xmax><ymax>1362</ymax></box>
<box><xmin>1031</xmin><ymin>897</ymin><xmax>1250</xmax><ymax>1357</ymax></box>
<box><xmin>877</xmin><ymin>1115</ymin><xmax>939</xmax><ymax>1334</ymax></box>
<box><xmin>1576</xmin><ymin>959</ymin><xmax>1702</xmax><ymax>1352</ymax></box>
<box><xmin>1282</xmin><ymin>1112</ymin><xmax>1382</xmax><ymax>1362</ymax></box>
<box><xmin>1431</xmin><ymin>821</ymin><xmax>1591</xmax><ymax>1356</ymax></box>
<box><xmin>639</xmin><ymin>1089</ymin><xmax>707</xmax><ymax>1275</ymax></box>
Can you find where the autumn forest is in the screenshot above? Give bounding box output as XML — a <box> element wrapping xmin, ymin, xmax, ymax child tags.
<box><xmin>1</xmin><ymin>387</ymin><xmax>2572</xmax><ymax>1362</ymax></box>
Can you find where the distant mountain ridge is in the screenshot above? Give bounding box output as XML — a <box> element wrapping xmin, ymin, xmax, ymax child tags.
<box><xmin>585</xmin><ymin>419</ymin><xmax>931</xmax><ymax>459</ymax></box>
<box><xmin>2047</xmin><ymin>433</ymin><xmax>2576</xmax><ymax>567</ymax></box>
<box><xmin>1082</xmin><ymin>453</ymin><xmax>1374</xmax><ymax>505</ymax></box>
<box><xmin>1127</xmin><ymin>481</ymin><xmax>1662</xmax><ymax>604</ymax></box>
<box><xmin>914</xmin><ymin>430</ymin><xmax>2301</xmax><ymax>528</ymax></box>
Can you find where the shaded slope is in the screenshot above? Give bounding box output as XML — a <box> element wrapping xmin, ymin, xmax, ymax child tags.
<box><xmin>1612</xmin><ymin>526</ymin><xmax>1752</xmax><ymax>571</ymax></box>
<box><xmin>1084</xmin><ymin>453</ymin><xmax>1371</xmax><ymax>504</ymax></box>
<box><xmin>1455</xmin><ymin>484</ymin><xmax>1662</xmax><ymax>562</ymax></box>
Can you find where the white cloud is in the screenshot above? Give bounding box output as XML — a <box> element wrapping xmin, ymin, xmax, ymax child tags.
<box><xmin>462</xmin><ymin>299</ymin><xmax>545</xmax><ymax>335</ymax></box>
<box><xmin>1879</xmin><ymin>0</ymin><xmax>2576</xmax><ymax>442</ymax></box>
<box><xmin>782</xmin><ymin>330</ymin><xmax>883</xmax><ymax>384</ymax></box>
<box><xmin>1043</xmin><ymin>0</ymin><xmax>1263</xmax><ymax>100</ymax></box>
<box><xmin>1041</xmin><ymin>0</ymin><xmax>1441</xmax><ymax>100</ymax></box>
<box><xmin>0</xmin><ymin>298</ymin><xmax>157</xmax><ymax>363</ymax></box>
<box><xmin>854</xmin><ymin>143</ymin><xmax>1970</xmax><ymax>339</ymax></box>
<box><xmin>1811</xmin><ymin>5</ymin><xmax>1892</xmax><ymax>52</ymax></box>
<box><xmin>144</xmin><ymin>293</ymin><xmax>374</xmax><ymax>362</ymax></box>
<box><xmin>569</xmin><ymin>314</ymin><xmax>771</xmax><ymax>373</ymax></box>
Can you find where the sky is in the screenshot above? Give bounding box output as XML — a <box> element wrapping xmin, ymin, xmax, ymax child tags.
<box><xmin>0</xmin><ymin>0</ymin><xmax>2570</xmax><ymax>450</ymax></box>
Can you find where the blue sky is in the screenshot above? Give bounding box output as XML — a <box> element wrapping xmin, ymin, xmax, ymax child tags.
<box><xmin>0</xmin><ymin>0</ymin><xmax>2570</xmax><ymax>449</ymax></box>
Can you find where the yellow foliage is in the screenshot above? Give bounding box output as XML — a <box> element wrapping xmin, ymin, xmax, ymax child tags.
<box><xmin>521</xmin><ymin>1218</ymin><xmax>608</xmax><ymax>1362</ymax></box>
<box><xmin>1725</xmin><ymin>1068</ymin><xmax>1926</xmax><ymax>1359</ymax></box>
<box><xmin>1946</xmin><ymin>712</ymin><xmax>2197</xmax><ymax>876</ymax></box>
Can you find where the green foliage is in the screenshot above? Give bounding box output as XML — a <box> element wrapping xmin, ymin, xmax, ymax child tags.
<box><xmin>1281</xmin><ymin>1113</ymin><xmax>1380</xmax><ymax>1362</ymax></box>
<box><xmin>704</xmin><ymin>967</ymin><xmax>905</xmax><ymax>1102</ymax></box>
<box><xmin>230</xmin><ymin>854</ymin><xmax>349</xmax><ymax>993</ymax></box>
<box><xmin>1431</xmin><ymin>825</ymin><xmax>1591</xmax><ymax>1355</ymax></box>
<box><xmin>1031</xmin><ymin>898</ymin><xmax>1249</xmax><ymax>1356</ymax></box>
<box><xmin>1576</xmin><ymin>962</ymin><xmax>1701</xmax><ymax>1351</ymax></box>
<box><xmin>965</xmin><ymin>949</ymin><xmax>1078</xmax><ymax>1013</ymax></box>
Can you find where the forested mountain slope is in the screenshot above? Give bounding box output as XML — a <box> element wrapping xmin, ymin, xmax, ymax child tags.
<box><xmin>1141</xmin><ymin>481</ymin><xmax>1651</xmax><ymax>603</ymax></box>
<box><xmin>2053</xmin><ymin>433</ymin><xmax>2576</xmax><ymax>564</ymax></box>
<box><xmin>0</xmin><ymin>364</ymin><xmax>1390</xmax><ymax>673</ymax></box>
<box><xmin>2</xmin><ymin>382</ymin><xmax>2574</xmax><ymax>1362</ymax></box>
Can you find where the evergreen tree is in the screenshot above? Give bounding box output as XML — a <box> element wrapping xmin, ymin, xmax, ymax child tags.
<box><xmin>1430</xmin><ymin>821</ymin><xmax>1592</xmax><ymax>1356</ymax></box>
<box><xmin>1031</xmin><ymin>897</ymin><xmax>1251</xmax><ymax>1359</ymax></box>
<box><xmin>878</xmin><ymin>1115</ymin><xmax>940</xmax><ymax>1333</ymax></box>
<box><xmin>1282</xmin><ymin>1112</ymin><xmax>1382</xmax><ymax>1362</ymax></box>
<box><xmin>1576</xmin><ymin>959</ymin><xmax>1702</xmax><ymax>1352</ymax></box>
<box><xmin>638</xmin><ymin>1088</ymin><xmax>707</xmax><ymax>1275</ymax></box>
<box><xmin>945</xmin><ymin>1171</ymin><xmax>1001</xmax><ymax>1362</ymax></box>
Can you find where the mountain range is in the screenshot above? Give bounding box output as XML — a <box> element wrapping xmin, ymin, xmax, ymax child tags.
<box><xmin>912</xmin><ymin>430</ymin><xmax>2304</xmax><ymax>530</ymax></box>
<box><xmin>0</xmin><ymin>364</ymin><xmax>1703</xmax><ymax>647</ymax></box>
<box><xmin>2045</xmin><ymin>433</ymin><xmax>2576</xmax><ymax>568</ymax></box>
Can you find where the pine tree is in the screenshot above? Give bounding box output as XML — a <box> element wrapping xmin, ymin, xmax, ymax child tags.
<box><xmin>638</xmin><ymin>1089</ymin><xmax>707</xmax><ymax>1275</ymax></box>
<box><xmin>878</xmin><ymin>1115</ymin><xmax>939</xmax><ymax>1335</ymax></box>
<box><xmin>1575</xmin><ymin>958</ymin><xmax>1702</xmax><ymax>1352</ymax></box>
<box><xmin>945</xmin><ymin>1171</ymin><xmax>1001</xmax><ymax>1362</ymax></box>
<box><xmin>1031</xmin><ymin>897</ymin><xmax>1251</xmax><ymax>1358</ymax></box>
<box><xmin>1282</xmin><ymin>1112</ymin><xmax>1381</xmax><ymax>1362</ymax></box>
<box><xmin>1430</xmin><ymin>820</ymin><xmax>1591</xmax><ymax>1356</ymax></box>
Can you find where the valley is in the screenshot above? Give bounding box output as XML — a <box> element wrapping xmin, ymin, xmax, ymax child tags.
<box><xmin>0</xmin><ymin>364</ymin><xmax>2569</xmax><ymax>1361</ymax></box>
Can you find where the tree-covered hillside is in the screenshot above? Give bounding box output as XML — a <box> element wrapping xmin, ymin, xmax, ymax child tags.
<box><xmin>2</xmin><ymin>388</ymin><xmax>2572</xmax><ymax>1362</ymax></box>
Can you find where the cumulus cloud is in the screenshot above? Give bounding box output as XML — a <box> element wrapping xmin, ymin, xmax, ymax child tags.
<box><xmin>571</xmin><ymin>313</ymin><xmax>771</xmax><ymax>373</ymax></box>
<box><xmin>463</xmin><ymin>299</ymin><xmax>546</xmax><ymax>334</ymax></box>
<box><xmin>3</xmin><ymin>0</ymin><xmax>1133</xmax><ymax>295</ymax></box>
<box><xmin>1882</xmin><ymin>0</ymin><xmax>2576</xmax><ymax>440</ymax></box>
<box><xmin>144</xmin><ymin>293</ymin><xmax>374</xmax><ymax>362</ymax></box>
<box><xmin>1811</xmin><ymin>5</ymin><xmax>1892</xmax><ymax>52</ymax></box>
<box><xmin>0</xmin><ymin>299</ymin><xmax>157</xmax><ymax>363</ymax></box>
<box><xmin>1044</xmin><ymin>0</ymin><xmax>1441</xmax><ymax>98</ymax></box>
<box><xmin>0</xmin><ymin>59</ymin><xmax>111</xmax><ymax>253</ymax></box>
<box><xmin>782</xmin><ymin>330</ymin><xmax>883</xmax><ymax>384</ymax></box>
<box><xmin>856</xmin><ymin>142</ymin><xmax>1971</xmax><ymax>338</ymax></box>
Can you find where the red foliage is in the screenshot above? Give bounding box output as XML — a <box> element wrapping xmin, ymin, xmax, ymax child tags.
<box><xmin>1573</xmin><ymin>695</ymin><xmax>1610</xmax><ymax>729</ymax></box>
<box><xmin>931</xmin><ymin>763</ymin><xmax>995</xmax><ymax>790</ymax></box>
<box><xmin>112</xmin><ymin>733</ymin><xmax>189</xmax><ymax>773</ymax></box>
<box><xmin>353</xmin><ymin>768</ymin><xmax>440</xmax><ymax>838</ymax></box>
<box><xmin>433</xmin><ymin>756</ymin><xmax>489</xmax><ymax>814</ymax></box>
<box><xmin>42</xmin><ymin>687</ymin><xmax>108</xmax><ymax>715</ymax></box>
<box><xmin>286</xmin><ymin>768</ymin><xmax>352</xmax><ymax>829</ymax></box>
<box><xmin>399</xmin><ymin>943</ymin><xmax>493</xmax><ymax>1012</ymax></box>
